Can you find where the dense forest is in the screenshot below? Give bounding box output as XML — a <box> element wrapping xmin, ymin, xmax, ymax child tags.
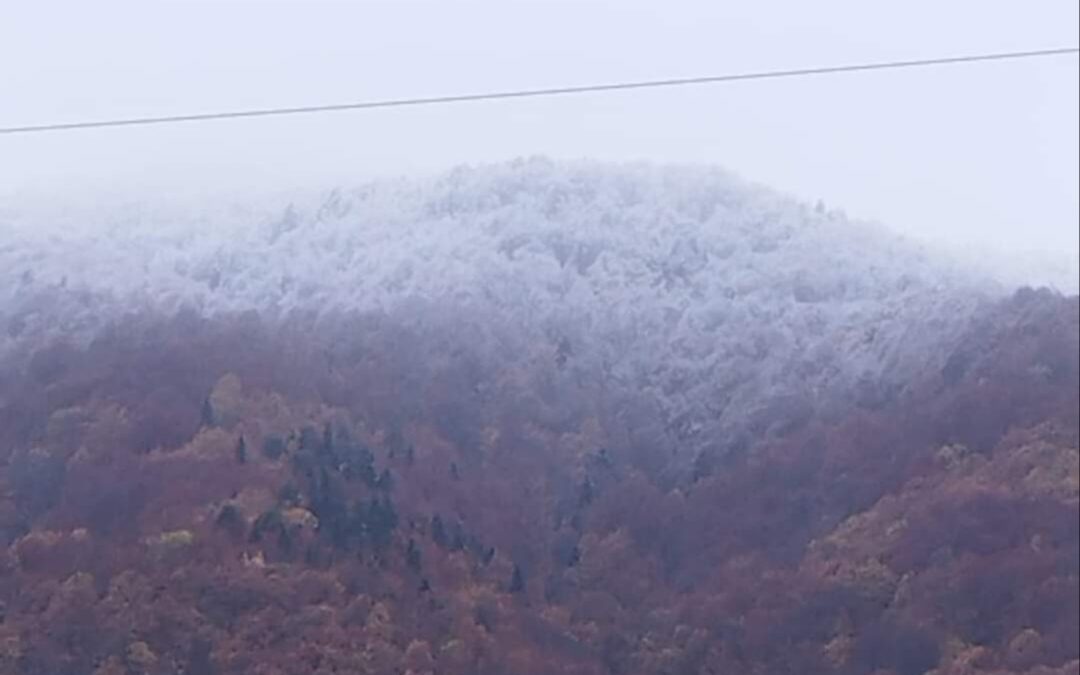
<box><xmin>0</xmin><ymin>162</ymin><xmax>1076</xmax><ymax>674</ymax></box>
<box><xmin>0</xmin><ymin>286</ymin><xmax>1075</xmax><ymax>675</ymax></box>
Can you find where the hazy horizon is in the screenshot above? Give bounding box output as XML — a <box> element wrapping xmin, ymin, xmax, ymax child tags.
<box><xmin>1</xmin><ymin>7</ymin><xmax>1079</xmax><ymax>672</ymax></box>
<box><xmin>2</xmin><ymin>0</ymin><xmax>1078</xmax><ymax>279</ymax></box>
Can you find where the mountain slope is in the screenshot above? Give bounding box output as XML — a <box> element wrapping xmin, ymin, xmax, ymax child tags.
<box><xmin>0</xmin><ymin>161</ymin><xmax>1074</xmax><ymax>675</ymax></box>
<box><xmin>1</xmin><ymin>159</ymin><xmax>994</xmax><ymax>454</ymax></box>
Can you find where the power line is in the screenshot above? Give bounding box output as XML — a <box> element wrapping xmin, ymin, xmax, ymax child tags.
<box><xmin>2</xmin><ymin>46</ymin><xmax>1077</xmax><ymax>136</ymax></box>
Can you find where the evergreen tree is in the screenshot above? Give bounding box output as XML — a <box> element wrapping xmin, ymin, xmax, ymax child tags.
<box><xmin>377</xmin><ymin>468</ymin><xmax>394</xmax><ymax>491</ymax></box>
<box><xmin>262</xmin><ymin>434</ymin><xmax>286</xmax><ymax>460</ymax></box>
<box><xmin>200</xmin><ymin>397</ymin><xmax>215</xmax><ymax>427</ymax></box>
<box><xmin>431</xmin><ymin>515</ymin><xmax>448</xmax><ymax>548</ymax></box>
<box><xmin>406</xmin><ymin>539</ymin><xmax>422</xmax><ymax>572</ymax></box>
<box><xmin>509</xmin><ymin>563</ymin><xmax>526</xmax><ymax>593</ymax></box>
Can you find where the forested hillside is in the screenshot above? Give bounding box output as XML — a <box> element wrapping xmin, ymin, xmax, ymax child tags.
<box><xmin>0</xmin><ymin>287</ymin><xmax>1074</xmax><ymax>675</ymax></box>
<box><xmin>0</xmin><ymin>162</ymin><xmax>1076</xmax><ymax>674</ymax></box>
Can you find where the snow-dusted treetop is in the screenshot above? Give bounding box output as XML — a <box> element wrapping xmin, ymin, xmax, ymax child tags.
<box><xmin>0</xmin><ymin>158</ymin><xmax>998</xmax><ymax>446</ymax></box>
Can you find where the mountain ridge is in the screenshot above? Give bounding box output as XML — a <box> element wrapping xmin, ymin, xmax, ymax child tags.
<box><xmin>1</xmin><ymin>159</ymin><xmax>1000</xmax><ymax>453</ymax></box>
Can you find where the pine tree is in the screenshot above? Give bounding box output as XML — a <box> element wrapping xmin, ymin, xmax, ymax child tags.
<box><xmin>377</xmin><ymin>468</ymin><xmax>394</xmax><ymax>491</ymax></box>
<box><xmin>509</xmin><ymin>563</ymin><xmax>525</xmax><ymax>593</ymax></box>
<box><xmin>200</xmin><ymin>397</ymin><xmax>215</xmax><ymax>427</ymax></box>
<box><xmin>406</xmin><ymin>539</ymin><xmax>422</xmax><ymax>572</ymax></box>
<box><xmin>431</xmin><ymin>515</ymin><xmax>447</xmax><ymax>548</ymax></box>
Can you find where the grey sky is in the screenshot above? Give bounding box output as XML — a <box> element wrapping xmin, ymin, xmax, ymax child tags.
<box><xmin>2</xmin><ymin>1</ymin><xmax>1078</xmax><ymax>267</ymax></box>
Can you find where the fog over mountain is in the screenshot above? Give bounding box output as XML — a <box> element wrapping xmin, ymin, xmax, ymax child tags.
<box><xmin>1</xmin><ymin>159</ymin><xmax>1001</xmax><ymax>448</ymax></box>
<box><xmin>0</xmin><ymin>160</ymin><xmax>1075</xmax><ymax>675</ymax></box>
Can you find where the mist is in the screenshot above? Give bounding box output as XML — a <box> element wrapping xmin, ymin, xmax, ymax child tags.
<box><xmin>2</xmin><ymin>0</ymin><xmax>1078</xmax><ymax>288</ymax></box>
<box><xmin>0</xmin><ymin>4</ymin><xmax>1078</xmax><ymax>675</ymax></box>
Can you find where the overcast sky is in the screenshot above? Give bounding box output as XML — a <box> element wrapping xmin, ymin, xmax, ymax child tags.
<box><xmin>2</xmin><ymin>1</ymin><xmax>1078</xmax><ymax>267</ymax></box>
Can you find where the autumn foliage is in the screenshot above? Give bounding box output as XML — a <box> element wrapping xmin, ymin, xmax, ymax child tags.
<box><xmin>0</xmin><ymin>289</ymin><xmax>1076</xmax><ymax>674</ymax></box>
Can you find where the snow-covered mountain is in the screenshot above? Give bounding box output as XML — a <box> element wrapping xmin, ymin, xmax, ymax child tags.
<box><xmin>0</xmin><ymin>158</ymin><xmax>1002</xmax><ymax>448</ymax></box>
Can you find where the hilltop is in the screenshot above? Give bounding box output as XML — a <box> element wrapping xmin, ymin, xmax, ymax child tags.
<box><xmin>0</xmin><ymin>161</ymin><xmax>1075</xmax><ymax>674</ymax></box>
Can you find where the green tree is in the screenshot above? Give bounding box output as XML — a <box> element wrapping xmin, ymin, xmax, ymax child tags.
<box><xmin>509</xmin><ymin>563</ymin><xmax>526</xmax><ymax>593</ymax></box>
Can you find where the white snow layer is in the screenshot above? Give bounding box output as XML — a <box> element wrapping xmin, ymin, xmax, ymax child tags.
<box><xmin>0</xmin><ymin>158</ymin><xmax>1005</xmax><ymax>443</ymax></box>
